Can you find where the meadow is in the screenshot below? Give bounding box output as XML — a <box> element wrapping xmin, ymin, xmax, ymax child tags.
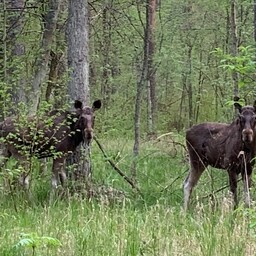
<box><xmin>1</xmin><ymin>135</ymin><xmax>256</xmax><ymax>256</ymax></box>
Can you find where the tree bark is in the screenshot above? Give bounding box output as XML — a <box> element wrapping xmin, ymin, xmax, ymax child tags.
<box><xmin>147</xmin><ymin>0</ymin><xmax>157</xmax><ymax>137</ymax></box>
<box><xmin>30</xmin><ymin>0</ymin><xmax>60</xmax><ymax>114</ymax></box>
<box><xmin>6</xmin><ymin>0</ymin><xmax>26</xmax><ymax>107</ymax></box>
<box><xmin>230</xmin><ymin>0</ymin><xmax>239</xmax><ymax>97</ymax></box>
<box><xmin>66</xmin><ymin>0</ymin><xmax>91</xmax><ymax>181</ymax></box>
<box><xmin>132</xmin><ymin>1</ymin><xmax>150</xmax><ymax>180</ymax></box>
<box><xmin>45</xmin><ymin>51</ymin><xmax>63</xmax><ymax>102</ymax></box>
<box><xmin>67</xmin><ymin>0</ymin><xmax>90</xmax><ymax>105</ymax></box>
<box><xmin>254</xmin><ymin>0</ymin><xmax>256</xmax><ymax>42</ymax></box>
<box><xmin>101</xmin><ymin>5</ymin><xmax>110</xmax><ymax>108</ymax></box>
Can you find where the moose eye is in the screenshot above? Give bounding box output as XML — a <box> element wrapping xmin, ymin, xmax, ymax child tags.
<box><xmin>239</xmin><ymin>115</ymin><xmax>245</xmax><ymax>122</ymax></box>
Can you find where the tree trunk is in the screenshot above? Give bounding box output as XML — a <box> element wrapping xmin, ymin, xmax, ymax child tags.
<box><xmin>132</xmin><ymin>1</ymin><xmax>150</xmax><ymax>180</ymax></box>
<box><xmin>66</xmin><ymin>0</ymin><xmax>91</xmax><ymax>182</ymax></box>
<box><xmin>230</xmin><ymin>0</ymin><xmax>239</xmax><ymax>97</ymax></box>
<box><xmin>67</xmin><ymin>0</ymin><xmax>90</xmax><ymax>104</ymax></box>
<box><xmin>6</xmin><ymin>0</ymin><xmax>26</xmax><ymax>108</ymax></box>
<box><xmin>45</xmin><ymin>51</ymin><xmax>63</xmax><ymax>102</ymax></box>
<box><xmin>101</xmin><ymin>5</ymin><xmax>110</xmax><ymax>108</ymax></box>
<box><xmin>147</xmin><ymin>0</ymin><xmax>157</xmax><ymax>138</ymax></box>
<box><xmin>30</xmin><ymin>0</ymin><xmax>60</xmax><ymax>114</ymax></box>
<box><xmin>254</xmin><ymin>0</ymin><xmax>256</xmax><ymax>42</ymax></box>
<box><xmin>186</xmin><ymin>45</ymin><xmax>193</xmax><ymax>127</ymax></box>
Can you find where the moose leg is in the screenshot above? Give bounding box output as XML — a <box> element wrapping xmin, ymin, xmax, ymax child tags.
<box><xmin>18</xmin><ymin>172</ymin><xmax>30</xmax><ymax>190</ymax></box>
<box><xmin>0</xmin><ymin>144</ymin><xmax>11</xmax><ymax>168</ymax></box>
<box><xmin>228</xmin><ymin>170</ymin><xmax>238</xmax><ymax>207</ymax></box>
<box><xmin>51</xmin><ymin>157</ymin><xmax>66</xmax><ymax>189</ymax></box>
<box><xmin>183</xmin><ymin>164</ymin><xmax>205</xmax><ymax>211</ymax></box>
<box><xmin>242</xmin><ymin>166</ymin><xmax>252</xmax><ymax>207</ymax></box>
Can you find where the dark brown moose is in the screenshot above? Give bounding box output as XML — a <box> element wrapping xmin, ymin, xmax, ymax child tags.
<box><xmin>184</xmin><ymin>100</ymin><xmax>256</xmax><ymax>210</ymax></box>
<box><xmin>0</xmin><ymin>99</ymin><xmax>101</xmax><ymax>190</ymax></box>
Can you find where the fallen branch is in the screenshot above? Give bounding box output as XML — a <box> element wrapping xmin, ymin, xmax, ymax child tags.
<box><xmin>94</xmin><ymin>136</ymin><xmax>143</xmax><ymax>196</ymax></box>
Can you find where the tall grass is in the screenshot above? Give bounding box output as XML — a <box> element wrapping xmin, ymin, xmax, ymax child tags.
<box><xmin>0</xmin><ymin>137</ymin><xmax>256</xmax><ymax>255</ymax></box>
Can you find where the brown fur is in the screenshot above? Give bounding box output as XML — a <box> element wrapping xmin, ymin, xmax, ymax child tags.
<box><xmin>184</xmin><ymin>102</ymin><xmax>256</xmax><ymax>209</ymax></box>
<box><xmin>0</xmin><ymin>100</ymin><xmax>101</xmax><ymax>190</ymax></box>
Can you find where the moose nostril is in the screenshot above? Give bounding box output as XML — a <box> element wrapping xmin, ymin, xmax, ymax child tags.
<box><xmin>85</xmin><ymin>128</ymin><xmax>93</xmax><ymax>133</ymax></box>
<box><xmin>242</xmin><ymin>129</ymin><xmax>253</xmax><ymax>142</ymax></box>
<box><xmin>84</xmin><ymin>128</ymin><xmax>93</xmax><ymax>138</ymax></box>
<box><xmin>243</xmin><ymin>129</ymin><xmax>253</xmax><ymax>135</ymax></box>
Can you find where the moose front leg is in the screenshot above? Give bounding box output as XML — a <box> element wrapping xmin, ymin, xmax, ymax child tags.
<box><xmin>242</xmin><ymin>165</ymin><xmax>253</xmax><ymax>207</ymax></box>
<box><xmin>51</xmin><ymin>157</ymin><xmax>67</xmax><ymax>189</ymax></box>
<box><xmin>228</xmin><ymin>170</ymin><xmax>238</xmax><ymax>207</ymax></box>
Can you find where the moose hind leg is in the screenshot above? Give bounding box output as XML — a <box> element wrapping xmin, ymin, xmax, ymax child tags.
<box><xmin>183</xmin><ymin>164</ymin><xmax>205</xmax><ymax>211</ymax></box>
<box><xmin>242</xmin><ymin>167</ymin><xmax>252</xmax><ymax>207</ymax></box>
<box><xmin>228</xmin><ymin>170</ymin><xmax>238</xmax><ymax>207</ymax></box>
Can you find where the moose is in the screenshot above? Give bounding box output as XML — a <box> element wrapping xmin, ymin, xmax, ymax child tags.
<box><xmin>184</xmin><ymin>100</ymin><xmax>256</xmax><ymax>210</ymax></box>
<box><xmin>0</xmin><ymin>99</ymin><xmax>101</xmax><ymax>190</ymax></box>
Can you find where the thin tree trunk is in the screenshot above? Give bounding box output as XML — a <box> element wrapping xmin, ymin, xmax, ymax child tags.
<box><xmin>101</xmin><ymin>5</ymin><xmax>110</xmax><ymax>108</ymax></box>
<box><xmin>2</xmin><ymin>0</ymin><xmax>7</xmax><ymax>85</ymax></box>
<box><xmin>0</xmin><ymin>0</ymin><xmax>7</xmax><ymax>120</ymax></box>
<box><xmin>254</xmin><ymin>0</ymin><xmax>256</xmax><ymax>42</ymax></box>
<box><xmin>30</xmin><ymin>0</ymin><xmax>60</xmax><ymax>114</ymax></box>
<box><xmin>132</xmin><ymin>1</ymin><xmax>150</xmax><ymax>180</ymax></box>
<box><xmin>147</xmin><ymin>0</ymin><xmax>157</xmax><ymax>137</ymax></box>
<box><xmin>230</xmin><ymin>0</ymin><xmax>239</xmax><ymax>97</ymax></box>
<box><xmin>45</xmin><ymin>51</ymin><xmax>62</xmax><ymax>102</ymax></box>
<box><xmin>187</xmin><ymin>45</ymin><xmax>193</xmax><ymax>127</ymax></box>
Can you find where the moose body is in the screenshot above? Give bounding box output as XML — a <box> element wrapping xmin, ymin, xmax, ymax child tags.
<box><xmin>184</xmin><ymin>102</ymin><xmax>256</xmax><ymax>210</ymax></box>
<box><xmin>0</xmin><ymin>99</ymin><xmax>101</xmax><ymax>189</ymax></box>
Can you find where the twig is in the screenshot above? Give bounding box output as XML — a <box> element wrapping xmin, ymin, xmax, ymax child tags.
<box><xmin>155</xmin><ymin>132</ymin><xmax>187</xmax><ymax>152</ymax></box>
<box><xmin>161</xmin><ymin>170</ymin><xmax>187</xmax><ymax>192</ymax></box>
<box><xmin>201</xmin><ymin>178</ymin><xmax>242</xmax><ymax>199</ymax></box>
<box><xmin>94</xmin><ymin>136</ymin><xmax>143</xmax><ymax>196</ymax></box>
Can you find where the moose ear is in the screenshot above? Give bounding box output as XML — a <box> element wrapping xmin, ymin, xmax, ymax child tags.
<box><xmin>234</xmin><ymin>102</ymin><xmax>242</xmax><ymax>113</ymax></box>
<box><xmin>74</xmin><ymin>100</ymin><xmax>83</xmax><ymax>109</ymax></box>
<box><xmin>234</xmin><ymin>96</ymin><xmax>240</xmax><ymax>102</ymax></box>
<box><xmin>92</xmin><ymin>100</ymin><xmax>102</xmax><ymax>111</ymax></box>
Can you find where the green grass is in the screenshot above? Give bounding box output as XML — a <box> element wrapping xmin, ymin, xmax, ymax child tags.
<box><xmin>1</xmin><ymin>136</ymin><xmax>256</xmax><ymax>255</ymax></box>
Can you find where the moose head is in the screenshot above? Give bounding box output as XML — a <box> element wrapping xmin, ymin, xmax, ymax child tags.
<box><xmin>74</xmin><ymin>99</ymin><xmax>102</xmax><ymax>144</ymax></box>
<box><xmin>234</xmin><ymin>101</ymin><xmax>256</xmax><ymax>144</ymax></box>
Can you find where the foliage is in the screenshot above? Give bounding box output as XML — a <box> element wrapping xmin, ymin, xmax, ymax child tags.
<box><xmin>1</xmin><ymin>1</ymin><xmax>256</xmax><ymax>253</ymax></box>
<box><xmin>14</xmin><ymin>232</ymin><xmax>61</xmax><ymax>255</ymax></box>
<box><xmin>213</xmin><ymin>46</ymin><xmax>256</xmax><ymax>97</ymax></box>
<box><xmin>0</xmin><ymin>137</ymin><xmax>255</xmax><ymax>255</ymax></box>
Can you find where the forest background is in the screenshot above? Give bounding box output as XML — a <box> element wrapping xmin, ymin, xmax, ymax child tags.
<box><xmin>1</xmin><ymin>0</ymin><xmax>256</xmax><ymax>255</ymax></box>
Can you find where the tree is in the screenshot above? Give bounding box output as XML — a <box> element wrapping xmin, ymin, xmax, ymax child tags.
<box><xmin>66</xmin><ymin>0</ymin><xmax>91</xmax><ymax>182</ymax></box>
<box><xmin>254</xmin><ymin>0</ymin><xmax>256</xmax><ymax>42</ymax></box>
<box><xmin>147</xmin><ymin>0</ymin><xmax>157</xmax><ymax>137</ymax></box>
<box><xmin>132</xmin><ymin>1</ymin><xmax>150</xmax><ymax>180</ymax></box>
<box><xmin>30</xmin><ymin>0</ymin><xmax>60</xmax><ymax>114</ymax></box>
<box><xmin>230</xmin><ymin>0</ymin><xmax>239</xmax><ymax>97</ymax></box>
<box><xmin>6</xmin><ymin>0</ymin><xmax>26</xmax><ymax>108</ymax></box>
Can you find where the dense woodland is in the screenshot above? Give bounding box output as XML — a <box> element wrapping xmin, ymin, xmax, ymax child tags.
<box><xmin>1</xmin><ymin>1</ymin><xmax>256</xmax><ymax>255</ymax></box>
<box><xmin>1</xmin><ymin>1</ymin><xmax>256</xmax><ymax>135</ymax></box>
